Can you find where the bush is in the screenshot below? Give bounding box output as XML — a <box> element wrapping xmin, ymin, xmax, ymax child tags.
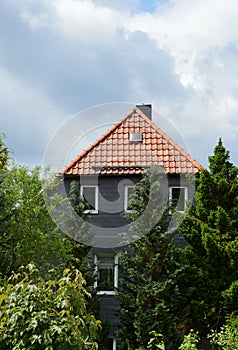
<box><xmin>210</xmin><ymin>315</ymin><xmax>238</xmax><ymax>349</ymax></box>
<box><xmin>179</xmin><ymin>330</ymin><xmax>200</xmax><ymax>350</ymax></box>
<box><xmin>0</xmin><ymin>264</ymin><xmax>100</xmax><ymax>350</ymax></box>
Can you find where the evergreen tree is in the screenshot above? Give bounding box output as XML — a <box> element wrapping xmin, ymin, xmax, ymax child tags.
<box><xmin>117</xmin><ymin>166</ymin><xmax>192</xmax><ymax>350</ymax></box>
<box><xmin>179</xmin><ymin>138</ymin><xmax>238</xmax><ymax>340</ymax></box>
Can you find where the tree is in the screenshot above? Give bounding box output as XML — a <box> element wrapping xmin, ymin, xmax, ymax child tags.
<box><xmin>0</xmin><ymin>135</ymin><xmax>108</xmax><ymax>347</ymax></box>
<box><xmin>0</xmin><ymin>163</ymin><xmax>78</xmax><ymax>277</ymax></box>
<box><xmin>211</xmin><ymin>315</ymin><xmax>238</xmax><ymax>349</ymax></box>
<box><xmin>117</xmin><ymin>166</ymin><xmax>192</xmax><ymax>350</ymax></box>
<box><xmin>0</xmin><ymin>134</ymin><xmax>14</xmax><ymax>274</ymax></box>
<box><xmin>0</xmin><ymin>135</ymin><xmax>93</xmax><ymax>280</ymax></box>
<box><xmin>0</xmin><ymin>264</ymin><xmax>100</xmax><ymax>350</ymax></box>
<box><xmin>179</xmin><ymin>138</ymin><xmax>238</xmax><ymax>340</ymax></box>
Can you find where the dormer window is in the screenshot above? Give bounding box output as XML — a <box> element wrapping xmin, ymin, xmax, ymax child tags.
<box><xmin>130</xmin><ymin>132</ymin><xmax>142</xmax><ymax>142</ymax></box>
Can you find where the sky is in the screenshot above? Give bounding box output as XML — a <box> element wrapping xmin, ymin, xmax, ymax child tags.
<box><xmin>1</xmin><ymin>0</ymin><xmax>238</xmax><ymax>169</ymax></box>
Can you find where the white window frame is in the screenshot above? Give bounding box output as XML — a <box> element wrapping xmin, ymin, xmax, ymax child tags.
<box><xmin>124</xmin><ymin>185</ymin><xmax>135</xmax><ymax>212</ymax></box>
<box><xmin>169</xmin><ymin>186</ymin><xmax>188</xmax><ymax>213</ymax></box>
<box><xmin>80</xmin><ymin>185</ymin><xmax>98</xmax><ymax>214</ymax></box>
<box><xmin>94</xmin><ymin>254</ymin><xmax>118</xmax><ymax>295</ymax></box>
<box><xmin>112</xmin><ymin>337</ymin><xmax>117</xmax><ymax>350</ymax></box>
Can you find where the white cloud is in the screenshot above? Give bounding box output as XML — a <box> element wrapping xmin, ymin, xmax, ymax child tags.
<box><xmin>16</xmin><ymin>0</ymin><xmax>126</xmax><ymax>45</ymax></box>
<box><xmin>14</xmin><ymin>0</ymin><xmax>238</xmax><ymax>91</ymax></box>
<box><xmin>127</xmin><ymin>0</ymin><xmax>238</xmax><ymax>91</ymax></box>
<box><xmin>3</xmin><ymin>0</ymin><xmax>238</xmax><ymax>167</ymax></box>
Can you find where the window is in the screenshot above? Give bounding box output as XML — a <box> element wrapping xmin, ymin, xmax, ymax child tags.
<box><xmin>124</xmin><ymin>185</ymin><xmax>135</xmax><ymax>211</ymax></box>
<box><xmin>169</xmin><ymin>186</ymin><xmax>188</xmax><ymax>213</ymax></box>
<box><xmin>80</xmin><ymin>185</ymin><xmax>98</xmax><ymax>213</ymax></box>
<box><xmin>106</xmin><ymin>337</ymin><xmax>116</xmax><ymax>350</ymax></box>
<box><xmin>94</xmin><ymin>254</ymin><xmax>118</xmax><ymax>295</ymax></box>
<box><xmin>130</xmin><ymin>132</ymin><xmax>142</xmax><ymax>142</ymax></box>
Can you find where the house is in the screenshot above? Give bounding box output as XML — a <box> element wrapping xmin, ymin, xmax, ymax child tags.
<box><xmin>61</xmin><ymin>105</ymin><xmax>201</xmax><ymax>350</ymax></box>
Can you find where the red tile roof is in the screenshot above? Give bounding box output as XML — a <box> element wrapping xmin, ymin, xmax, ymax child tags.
<box><xmin>62</xmin><ymin>108</ymin><xmax>202</xmax><ymax>175</ymax></box>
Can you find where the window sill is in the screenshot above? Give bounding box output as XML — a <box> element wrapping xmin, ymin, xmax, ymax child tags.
<box><xmin>83</xmin><ymin>210</ymin><xmax>98</xmax><ymax>214</ymax></box>
<box><xmin>124</xmin><ymin>209</ymin><xmax>136</xmax><ymax>214</ymax></box>
<box><xmin>169</xmin><ymin>209</ymin><xmax>185</xmax><ymax>215</ymax></box>
<box><xmin>96</xmin><ymin>290</ymin><xmax>116</xmax><ymax>296</ymax></box>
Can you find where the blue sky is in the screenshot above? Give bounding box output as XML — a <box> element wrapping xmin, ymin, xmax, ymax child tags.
<box><xmin>1</xmin><ymin>0</ymin><xmax>238</xmax><ymax>169</ymax></box>
<box><xmin>139</xmin><ymin>0</ymin><xmax>158</xmax><ymax>13</ymax></box>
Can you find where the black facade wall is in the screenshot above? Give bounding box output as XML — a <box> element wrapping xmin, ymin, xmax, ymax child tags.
<box><xmin>64</xmin><ymin>172</ymin><xmax>195</xmax><ymax>344</ymax></box>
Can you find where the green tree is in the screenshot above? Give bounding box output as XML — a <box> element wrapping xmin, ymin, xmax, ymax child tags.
<box><xmin>0</xmin><ymin>264</ymin><xmax>100</xmax><ymax>350</ymax></box>
<box><xmin>0</xmin><ymin>136</ymin><xmax>104</xmax><ymax>346</ymax></box>
<box><xmin>211</xmin><ymin>315</ymin><xmax>238</xmax><ymax>349</ymax></box>
<box><xmin>0</xmin><ymin>163</ymin><xmax>77</xmax><ymax>277</ymax></box>
<box><xmin>0</xmin><ymin>136</ymin><xmax>91</xmax><ymax>279</ymax></box>
<box><xmin>179</xmin><ymin>138</ymin><xmax>238</xmax><ymax>340</ymax></box>
<box><xmin>117</xmin><ymin>166</ymin><xmax>191</xmax><ymax>350</ymax></box>
<box><xmin>0</xmin><ymin>134</ymin><xmax>14</xmax><ymax>274</ymax></box>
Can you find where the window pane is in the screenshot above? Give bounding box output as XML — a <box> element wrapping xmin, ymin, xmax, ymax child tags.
<box><xmin>82</xmin><ymin>187</ymin><xmax>96</xmax><ymax>210</ymax></box>
<box><xmin>98</xmin><ymin>256</ymin><xmax>114</xmax><ymax>291</ymax></box>
<box><xmin>171</xmin><ymin>187</ymin><xmax>185</xmax><ymax>211</ymax></box>
<box><xmin>106</xmin><ymin>338</ymin><xmax>113</xmax><ymax>350</ymax></box>
<box><xmin>127</xmin><ymin>186</ymin><xmax>134</xmax><ymax>198</ymax></box>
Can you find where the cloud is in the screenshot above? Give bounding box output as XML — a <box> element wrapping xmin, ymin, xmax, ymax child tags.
<box><xmin>2</xmin><ymin>0</ymin><xmax>238</xmax><ymax>168</ymax></box>
<box><xmin>0</xmin><ymin>66</ymin><xmax>65</xmax><ymax>166</ymax></box>
<box><xmin>13</xmin><ymin>0</ymin><xmax>238</xmax><ymax>93</ymax></box>
<box><xmin>16</xmin><ymin>0</ymin><xmax>124</xmax><ymax>46</ymax></box>
<box><xmin>127</xmin><ymin>0</ymin><xmax>238</xmax><ymax>91</ymax></box>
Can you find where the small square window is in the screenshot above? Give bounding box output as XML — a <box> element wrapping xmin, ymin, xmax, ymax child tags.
<box><xmin>94</xmin><ymin>254</ymin><xmax>118</xmax><ymax>295</ymax></box>
<box><xmin>124</xmin><ymin>186</ymin><xmax>135</xmax><ymax>211</ymax></box>
<box><xmin>169</xmin><ymin>186</ymin><xmax>188</xmax><ymax>212</ymax></box>
<box><xmin>130</xmin><ymin>132</ymin><xmax>142</xmax><ymax>142</ymax></box>
<box><xmin>80</xmin><ymin>185</ymin><xmax>98</xmax><ymax>213</ymax></box>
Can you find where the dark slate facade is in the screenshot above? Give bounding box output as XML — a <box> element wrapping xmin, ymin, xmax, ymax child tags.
<box><xmin>64</xmin><ymin>172</ymin><xmax>194</xmax><ymax>348</ymax></box>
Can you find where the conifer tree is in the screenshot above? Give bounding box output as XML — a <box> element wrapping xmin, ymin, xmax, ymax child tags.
<box><xmin>180</xmin><ymin>138</ymin><xmax>238</xmax><ymax>339</ymax></box>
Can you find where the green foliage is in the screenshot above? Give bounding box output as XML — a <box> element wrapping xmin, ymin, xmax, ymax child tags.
<box><xmin>147</xmin><ymin>331</ymin><xmax>165</xmax><ymax>350</ymax></box>
<box><xmin>0</xmin><ymin>138</ymin><xmax>104</xmax><ymax>347</ymax></box>
<box><xmin>179</xmin><ymin>138</ymin><xmax>238</xmax><ymax>337</ymax></box>
<box><xmin>0</xmin><ymin>139</ymin><xmax>94</xmax><ymax>280</ymax></box>
<box><xmin>0</xmin><ymin>133</ymin><xmax>10</xmax><ymax>169</ymax></box>
<box><xmin>0</xmin><ymin>264</ymin><xmax>100</xmax><ymax>350</ymax></box>
<box><xmin>0</xmin><ymin>164</ymin><xmax>77</xmax><ymax>277</ymax></box>
<box><xmin>222</xmin><ymin>280</ymin><xmax>238</xmax><ymax>315</ymax></box>
<box><xmin>179</xmin><ymin>330</ymin><xmax>200</xmax><ymax>350</ymax></box>
<box><xmin>211</xmin><ymin>315</ymin><xmax>238</xmax><ymax>349</ymax></box>
<box><xmin>117</xmin><ymin>166</ymin><xmax>191</xmax><ymax>350</ymax></box>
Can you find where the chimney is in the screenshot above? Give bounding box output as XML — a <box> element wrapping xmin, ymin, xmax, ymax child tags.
<box><xmin>136</xmin><ymin>104</ymin><xmax>152</xmax><ymax>120</ymax></box>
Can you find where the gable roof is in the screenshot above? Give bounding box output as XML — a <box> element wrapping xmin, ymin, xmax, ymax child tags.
<box><xmin>62</xmin><ymin>108</ymin><xmax>202</xmax><ymax>175</ymax></box>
